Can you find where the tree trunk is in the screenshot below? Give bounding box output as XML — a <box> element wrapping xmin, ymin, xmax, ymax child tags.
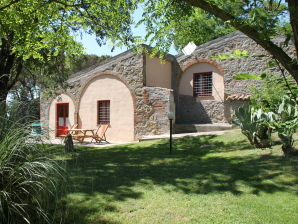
<box><xmin>64</xmin><ymin>134</ymin><xmax>75</xmax><ymax>152</ymax></box>
<box><xmin>0</xmin><ymin>37</ymin><xmax>23</xmax><ymax>117</ymax></box>
<box><xmin>0</xmin><ymin>88</ymin><xmax>8</xmax><ymax>118</ymax></box>
<box><xmin>287</xmin><ymin>0</ymin><xmax>298</xmax><ymax>62</ymax></box>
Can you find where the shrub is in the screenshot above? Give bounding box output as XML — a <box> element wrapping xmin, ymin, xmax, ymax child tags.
<box><xmin>0</xmin><ymin>121</ymin><xmax>64</xmax><ymax>223</ymax></box>
<box><xmin>271</xmin><ymin>96</ymin><xmax>298</xmax><ymax>155</ymax></box>
<box><xmin>234</xmin><ymin>107</ymin><xmax>274</xmax><ymax>148</ymax></box>
<box><xmin>234</xmin><ymin>75</ymin><xmax>298</xmax><ymax>155</ymax></box>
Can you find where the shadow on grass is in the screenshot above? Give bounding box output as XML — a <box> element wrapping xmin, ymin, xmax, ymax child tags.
<box><xmin>53</xmin><ymin>135</ymin><xmax>298</xmax><ymax>223</ymax></box>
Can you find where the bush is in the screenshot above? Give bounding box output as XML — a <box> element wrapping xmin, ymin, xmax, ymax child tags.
<box><xmin>271</xmin><ymin>96</ymin><xmax>298</xmax><ymax>155</ymax></box>
<box><xmin>234</xmin><ymin>107</ymin><xmax>274</xmax><ymax>148</ymax></box>
<box><xmin>234</xmin><ymin>75</ymin><xmax>298</xmax><ymax>155</ymax></box>
<box><xmin>0</xmin><ymin>120</ymin><xmax>64</xmax><ymax>224</ymax></box>
<box><xmin>249</xmin><ymin>75</ymin><xmax>296</xmax><ymax>112</ymax></box>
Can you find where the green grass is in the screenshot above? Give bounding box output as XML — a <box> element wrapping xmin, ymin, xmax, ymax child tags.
<box><xmin>53</xmin><ymin>130</ymin><xmax>298</xmax><ymax>224</ymax></box>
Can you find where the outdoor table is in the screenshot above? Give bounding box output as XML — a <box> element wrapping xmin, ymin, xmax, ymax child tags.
<box><xmin>67</xmin><ymin>128</ymin><xmax>95</xmax><ymax>143</ymax></box>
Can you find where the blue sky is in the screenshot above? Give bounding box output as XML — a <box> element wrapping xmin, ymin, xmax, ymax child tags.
<box><xmin>76</xmin><ymin>7</ymin><xmax>178</xmax><ymax>57</ymax></box>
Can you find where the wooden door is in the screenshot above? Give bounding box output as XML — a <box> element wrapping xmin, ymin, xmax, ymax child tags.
<box><xmin>56</xmin><ymin>103</ymin><xmax>69</xmax><ymax>136</ymax></box>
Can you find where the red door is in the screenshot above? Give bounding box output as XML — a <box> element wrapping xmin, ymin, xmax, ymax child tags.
<box><xmin>56</xmin><ymin>103</ymin><xmax>69</xmax><ymax>136</ymax></box>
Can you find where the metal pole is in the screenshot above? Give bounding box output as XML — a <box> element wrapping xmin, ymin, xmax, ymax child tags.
<box><xmin>169</xmin><ymin>118</ymin><xmax>173</xmax><ymax>154</ymax></box>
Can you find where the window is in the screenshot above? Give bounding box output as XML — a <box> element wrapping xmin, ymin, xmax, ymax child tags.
<box><xmin>193</xmin><ymin>72</ymin><xmax>213</xmax><ymax>96</ymax></box>
<box><xmin>97</xmin><ymin>100</ymin><xmax>110</xmax><ymax>124</ymax></box>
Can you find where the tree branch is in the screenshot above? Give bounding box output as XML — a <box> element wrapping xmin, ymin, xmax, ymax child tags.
<box><xmin>8</xmin><ymin>58</ymin><xmax>23</xmax><ymax>91</ymax></box>
<box><xmin>0</xmin><ymin>0</ymin><xmax>22</xmax><ymax>11</ymax></box>
<box><xmin>274</xmin><ymin>58</ymin><xmax>298</xmax><ymax>104</ymax></box>
<box><xmin>50</xmin><ymin>0</ymin><xmax>85</xmax><ymax>8</ymax></box>
<box><xmin>287</xmin><ymin>0</ymin><xmax>298</xmax><ymax>62</ymax></box>
<box><xmin>182</xmin><ymin>0</ymin><xmax>298</xmax><ymax>83</ymax></box>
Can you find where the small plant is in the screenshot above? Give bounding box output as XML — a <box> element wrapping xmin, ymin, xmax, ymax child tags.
<box><xmin>234</xmin><ymin>107</ymin><xmax>274</xmax><ymax>148</ymax></box>
<box><xmin>0</xmin><ymin>120</ymin><xmax>64</xmax><ymax>223</ymax></box>
<box><xmin>271</xmin><ymin>96</ymin><xmax>298</xmax><ymax>155</ymax></box>
<box><xmin>213</xmin><ymin>49</ymin><xmax>298</xmax><ymax>155</ymax></box>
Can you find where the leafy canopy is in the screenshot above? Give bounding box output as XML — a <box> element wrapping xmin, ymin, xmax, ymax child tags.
<box><xmin>129</xmin><ymin>0</ymin><xmax>298</xmax><ymax>83</ymax></box>
<box><xmin>0</xmin><ymin>0</ymin><xmax>136</xmax><ymax>61</ymax></box>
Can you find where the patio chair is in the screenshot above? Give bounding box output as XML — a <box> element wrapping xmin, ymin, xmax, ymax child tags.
<box><xmin>91</xmin><ymin>124</ymin><xmax>110</xmax><ymax>144</ymax></box>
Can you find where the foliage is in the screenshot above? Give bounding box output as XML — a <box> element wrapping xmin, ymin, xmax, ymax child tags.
<box><xmin>131</xmin><ymin>0</ymin><xmax>298</xmax><ymax>84</ymax></box>
<box><xmin>7</xmin><ymin>82</ymin><xmax>40</xmax><ymax>124</ymax></box>
<box><xmin>68</xmin><ymin>54</ymin><xmax>111</xmax><ymax>74</ymax></box>
<box><xmin>212</xmin><ymin>47</ymin><xmax>297</xmax><ymax>154</ymax></box>
<box><xmin>271</xmin><ymin>96</ymin><xmax>298</xmax><ymax>154</ymax></box>
<box><xmin>248</xmin><ymin>73</ymin><xmax>298</xmax><ymax>154</ymax></box>
<box><xmin>234</xmin><ymin>107</ymin><xmax>274</xmax><ymax>148</ymax></box>
<box><xmin>0</xmin><ymin>119</ymin><xmax>64</xmax><ymax>223</ymax></box>
<box><xmin>233</xmin><ymin>75</ymin><xmax>298</xmax><ymax>154</ymax></box>
<box><xmin>165</xmin><ymin>8</ymin><xmax>234</xmax><ymax>51</ymax></box>
<box><xmin>0</xmin><ymin>0</ymin><xmax>134</xmax><ymax>61</ymax></box>
<box><xmin>0</xmin><ymin>0</ymin><xmax>136</xmax><ymax>108</ymax></box>
<box><xmin>249</xmin><ymin>75</ymin><xmax>298</xmax><ymax>112</ymax></box>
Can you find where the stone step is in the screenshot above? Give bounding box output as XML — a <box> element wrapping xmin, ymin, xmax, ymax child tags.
<box><xmin>175</xmin><ymin>123</ymin><xmax>232</xmax><ymax>134</ymax></box>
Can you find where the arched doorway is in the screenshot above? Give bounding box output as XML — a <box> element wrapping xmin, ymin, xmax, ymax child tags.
<box><xmin>48</xmin><ymin>94</ymin><xmax>76</xmax><ymax>138</ymax></box>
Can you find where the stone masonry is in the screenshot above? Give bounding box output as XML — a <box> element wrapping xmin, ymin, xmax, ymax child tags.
<box><xmin>175</xmin><ymin>31</ymin><xmax>288</xmax><ymax>123</ymax></box>
<box><xmin>40</xmin><ymin>49</ymin><xmax>172</xmax><ymax>140</ymax></box>
<box><xmin>41</xmin><ymin>31</ymin><xmax>292</xmax><ymax>139</ymax></box>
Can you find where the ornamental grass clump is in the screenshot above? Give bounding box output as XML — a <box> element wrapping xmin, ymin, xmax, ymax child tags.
<box><xmin>0</xmin><ymin>122</ymin><xmax>64</xmax><ymax>224</ymax></box>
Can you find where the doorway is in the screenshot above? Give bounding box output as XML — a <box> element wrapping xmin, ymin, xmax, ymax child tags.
<box><xmin>56</xmin><ymin>103</ymin><xmax>69</xmax><ymax>136</ymax></box>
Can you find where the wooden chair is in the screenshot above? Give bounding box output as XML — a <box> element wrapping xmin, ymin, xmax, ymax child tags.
<box><xmin>91</xmin><ymin>124</ymin><xmax>110</xmax><ymax>144</ymax></box>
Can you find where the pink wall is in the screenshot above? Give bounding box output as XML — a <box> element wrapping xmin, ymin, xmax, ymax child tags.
<box><xmin>179</xmin><ymin>63</ymin><xmax>224</xmax><ymax>101</ymax></box>
<box><xmin>78</xmin><ymin>74</ymin><xmax>135</xmax><ymax>142</ymax></box>
<box><xmin>146</xmin><ymin>55</ymin><xmax>172</xmax><ymax>89</ymax></box>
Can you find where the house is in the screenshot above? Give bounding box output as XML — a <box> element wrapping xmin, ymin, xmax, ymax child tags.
<box><xmin>40</xmin><ymin>31</ymin><xmax>278</xmax><ymax>142</ymax></box>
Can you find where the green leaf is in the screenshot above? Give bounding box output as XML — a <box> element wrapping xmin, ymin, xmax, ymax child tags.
<box><xmin>267</xmin><ymin>60</ymin><xmax>278</xmax><ymax>68</ymax></box>
<box><xmin>233</xmin><ymin>73</ymin><xmax>262</xmax><ymax>80</ymax></box>
<box><xmin>242</xmin><ymin>50</ymin><xmax>248</xmax><ymax>55</ymax></box>
<box><xmin>234</xmin><ymin>49</ymin><xmax>241</xmax><ymax>56</ymax></box>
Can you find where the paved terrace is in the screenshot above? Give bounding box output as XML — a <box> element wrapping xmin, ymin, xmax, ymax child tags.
<box><xmin>39</xmin><ymin>129</ymin><xmax>234</xmax><ymax>148</ymax></box>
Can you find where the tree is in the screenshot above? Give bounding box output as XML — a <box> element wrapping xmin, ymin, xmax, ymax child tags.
<box><xmin>69</xmin><ymin>54</ymin><xmax>111</xmax><ymax>74</ymax></box>
<box><xmin>0</xmin><ymin>0</ymin><xmax>136</xmax><ymax>114</ymax></box>
<box><xmin>7</xmin><ymin>79</ymin><xmax>40</xmax><ymax>124</ymax></box>
<box><xmin>136</xmin><ymin>0</ymin><xmax>298</xmax><ymax>83</ymax></box>
<box><xmin>171</xmin><ymin>8</ymin><xmax>235</xmax><ymax>51</ymax></box>
<box><xmin>2</xmin><ymin>0</ymin><xmax>297</xmax><ymax>114</ymax></box>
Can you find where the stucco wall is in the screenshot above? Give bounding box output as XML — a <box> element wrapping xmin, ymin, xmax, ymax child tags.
<box><xmin>78</xmin><ymin>75</ymin><xmax>134</xmax><ymax>142</ymax></box>
<box><xmin>146</xmin><ymin>55</ymin><xmax>172</xmax><ymax>89</ymax></box>
<box><xmin>177</xmin><ymin>62</ymin><xmax>225</xmax><ymax>124</ymax></box>
<box><xmin>48</xmin><ymin>94</ymin><xmax>75</xmax><ymax>138</ymax></box>
<box><xmin>179</xmin><ymin>63</ymin><xmax>224</xmax><ymax>101</ymax></box>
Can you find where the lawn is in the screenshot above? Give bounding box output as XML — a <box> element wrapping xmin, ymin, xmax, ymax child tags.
<box><xmin>52</xmin><ymin>130</ymin><xmax>298</xmax><ymax>224</ymax></box>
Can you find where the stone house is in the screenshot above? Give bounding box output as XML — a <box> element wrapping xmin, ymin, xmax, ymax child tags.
<box><xmin>40</xmin><ymin>31</ymin><xmax>276</xmax><ymax>142</ymax></box>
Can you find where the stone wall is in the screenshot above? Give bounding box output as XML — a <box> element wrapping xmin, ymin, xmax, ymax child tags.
<box><xmin>40</xmin><ymin>50</ymin><xmax>172</xmax><ymax>140</ymax></box>
<box><xmin>135</xmin><ymin>87</ymin><xmax>171</xmax><ymax>136</ymax></box>
<box><xmin>224</xmin><ymin>100</ymin><xmax>249</xmax><ymax>122</ymax></box>
<box><xmin>175</xmin><ymin>31</ymin><xmax>283</xmax><ymax>124</ymax></box>
<box><xmin>40</xmin><ymin>31</ymin><xmax>289</xmax><ymax>136</ymax></box>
